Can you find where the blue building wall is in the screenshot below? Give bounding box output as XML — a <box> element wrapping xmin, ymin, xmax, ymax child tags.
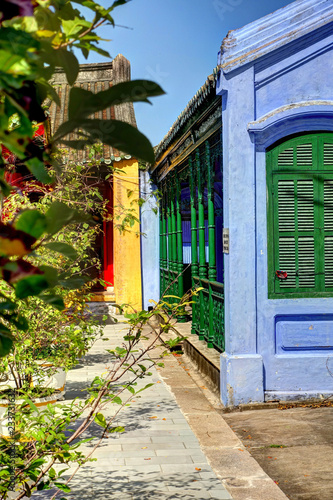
<box><xmin>140</xmin><ymin>170</ymin><xmax>160</xmax><ymax>310</ymax></box>
<box><xmin>217</xmin><ymin>0</ymin><xmax>333</xmax><ymax>406</ymax></box>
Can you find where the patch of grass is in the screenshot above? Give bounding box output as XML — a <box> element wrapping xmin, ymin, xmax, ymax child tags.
<box><xmin>269</xmin><ymin>444</ymin><xmax>287</xmax><ymax>448</ymax></box>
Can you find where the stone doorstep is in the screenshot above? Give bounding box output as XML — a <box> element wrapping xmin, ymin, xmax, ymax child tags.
<box><xmin>86</xmin><ymin>300</ymin><xmax>119</xmax><ymax>319</ymax></box>
<box><xmin>87</xmin><ymin>292</ymin><xmax>116</xmax><ymax>302</ymax></box>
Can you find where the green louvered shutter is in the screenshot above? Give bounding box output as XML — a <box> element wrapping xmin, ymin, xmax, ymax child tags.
<box><xmin>322</xmin><ymin>138</ymin><xmax>333</xmax><ymax>291</ymax></box>
<box><xmin>324</xmin><ymin>179</ymin><xmax>333</xmax><ymax>288</ymax></box>
<box><xmin>267</xmin><ymin>133</ymin><xmax>333</xmax><ymax>298</ymax></box>
<box><xmin>272</xmin><ymin>175</ymin><xmax>317</xmax><ymax>294</ymax></box>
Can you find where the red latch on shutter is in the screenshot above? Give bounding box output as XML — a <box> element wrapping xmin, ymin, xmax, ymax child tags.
<box><xmin>276</xmin><ymin>270</ymin><xmax>288</xmax><ymax>280</ymax></box>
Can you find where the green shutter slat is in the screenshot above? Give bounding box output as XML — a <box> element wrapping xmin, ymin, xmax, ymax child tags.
<box><xmin>278</xmin><ymin>147</ymin><xmax>293</xmax><ymax>167</ymax></box>
<box><xmin>277</xmin><ymin>179</ymin><xmax>315</xmax><ymax>291</ymax></box>
<box><xmin>324</xmin><ymin>144</ymin><xmax>333</xmax><ymax>166</ymax></box>
<box><xmin>297</xmin><ymin>180</ymin><xmax>314</xmax><ymax>231</ymax></box>
<box><xmin>296</xmin><ymin>143</ymin><xmax>312</xmax><ymax>166</ymax></box>
<box><xmin>324</xmin><ymin>177</ymin><xmax>333</xmax><ymax>289</ymax></box>
<box><xmin>278</xmin><ymin>180</ymin><xmax>295</xmax><ymax>231</ymax></box>
<box><xmin>325</xmin><ymin>236</ymin><xmax>333</xmax><ymax>287</ymax></box>
<box><xmin>278</xmin><ymin>237</ymin><xmax>296</xmax><ymax>288</ymax></box>
<box><xmin>324</xmin><ymin>180</ymin><xmax>333</xmax><ymax>231</ymax></box>
<box><xmin>298</xmin><ymin>236</ymin><xmax>315</xmax><ymax>288</ymax></box>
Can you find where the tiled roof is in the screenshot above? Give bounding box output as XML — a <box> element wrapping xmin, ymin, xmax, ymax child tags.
<box><xmin>220</xmin><ymin>0</ymin><xmax>333</xmax><ymax>74</ymax></box>
<box><xmin>49</xmin><ymin>54</ymin><xmax>136</xmax><ymax>163</ymax></box>
<box><xmin>155</xmin><ymin>68</ymin><xmax>219</xmax><ymax>160</ymax></box>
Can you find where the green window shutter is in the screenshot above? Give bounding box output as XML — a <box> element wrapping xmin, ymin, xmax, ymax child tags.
<box><xmin>273</xmin><ymin>176</ymin><xmax>316</xmax><ymax>295</ymax></box>
<box><xmin>267</xmin><ymin>133</ymin><xmax>333</xmax><ymax>298</ymax></box>
<box><xmin>324</xmin><ymin>143</ymin><xmax>333</xmax><ymax>166</ymax></box>
<box><xmin>324</xmin><ymin>179</ymin><xmax>333</xmax><ymax>289</ymax></box>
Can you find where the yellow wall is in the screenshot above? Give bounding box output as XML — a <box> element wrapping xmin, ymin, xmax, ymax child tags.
<box><xmin>113</xmin><ymin>159</ymin><xmax>142</xmax><ymax>311</ymax></box>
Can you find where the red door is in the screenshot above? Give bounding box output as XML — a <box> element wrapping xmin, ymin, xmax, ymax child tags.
<box><xmin>102</xmin><ymin>182</ymin><xmax>114</xmax><ymax>287</ymax></box>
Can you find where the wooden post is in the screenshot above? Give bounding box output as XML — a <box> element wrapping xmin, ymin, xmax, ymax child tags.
<box><xmin>170</xmin><ymin>182</ymin><xmax>177</xmax><ymax>299</ymax></box>
<box><xmin>206</xmin><ymin>141</ymin><xmax>216</xmax><ymax>347</ymax></box>
<box><xmin>197</xmin><ymin>150</ymin><xmax>207</xmax><ymax>281</ymax></box>
<box><xmin>166</xmin><ymin>188</ymin><xmax>172</xmax><ymax>295</ymax></box>
<box><xmin>196</xmin><ymin>150</ymin><xmax>207</xmax><ymax>340</ymax></box>
<box><xmin>189</xmin><ymin>157</ymin><xmax>198</xmax><ymax>335</ymax></box>
<box><xmin>176</xmin><ymin>176</ymin><xmax>187</xmax><ymax>321</ymax></box>
<box><xmin>206</xmin><ymin>141</ymin><xmax>217</xmax><ymax>282</ymax></box>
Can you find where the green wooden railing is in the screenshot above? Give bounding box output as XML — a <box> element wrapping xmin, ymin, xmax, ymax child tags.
<box><xmin>159</xmin><ymin>131</ymin><xmax>224</xmax><ymax>349</ymax></box>
<box><xmin>193</xmin><ymin>277</ymin><xmax>225</xmax><ymax>351</ymax></box>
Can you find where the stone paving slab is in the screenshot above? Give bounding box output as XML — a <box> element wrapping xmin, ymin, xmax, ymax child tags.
<box><xmin>32</xmin><ymin>322</ymin><xmax>233</xmax><ymax>500</ymax></box>
<box><xmin>149</xmin><ymin>327</ymin><xmax>289</xmax><ymax>500</ymax></box>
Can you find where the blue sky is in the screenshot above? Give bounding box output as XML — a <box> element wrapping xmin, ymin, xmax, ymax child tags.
<box><xmin>79</xmin><ymin>0</ymin><xmax>294</xmax><ymax>147</ymax></box>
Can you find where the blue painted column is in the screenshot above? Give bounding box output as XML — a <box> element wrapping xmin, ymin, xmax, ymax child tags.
<box><xmin>160</xmin><ymin>195</ymin><xmax>167</xmax><ymax>296</ymax></box>
<box><xmin>217</xmin><ymin>67</ymin><xmax>264</xmax><ymax>406</ymax></box>
<box><xmin>140</xmin><ymin>170</ymin><xmax>160</xmax><ymax>311</ymax></box>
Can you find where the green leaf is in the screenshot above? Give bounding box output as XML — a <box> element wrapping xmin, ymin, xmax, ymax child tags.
<box><xmin>44</xmin><ymin>242</ymin><xmax>78</xmax><ymax>260</ymax></box>
<box><xmin>80</xmin><ymin>45</ymin><xmax>89</xmax><ymax>59</ymax></box>
<box><xmin>0</xmin><ymin>28</ymin><xmax>39</xmax><ymax>58</ymax></box>
<box><xmin>56</xmin><ymin>119</ymin><xmax>155</xmax><ymax>164</ymax></box>
<box><xmin>111</xmin><ymin>0</ymin><xmax>130</xmax><ymax>8</ymax></box>
<box><xmin>29</xmin><ymin>458</ymin><xmax>45</xmax><ymax>470</ymax></box>
<box><xmin>108</xmin><ymin>425</ymin><xmax>125</xmax><ymax>433</ymax></box>
<box><xmin>58</xmin><ymin>469</ymin><xmax>69</xmax><ymax>477</ymax></box>
<box><xmin>0</xmin><ymin>328</ymin><xmax>13</xmax><ymax>357</ymax></box>
<box><xmin>94</xmin><ymin>412</ymin><xmax>106</xmax><ymax>428</ymax></box>
<box><xmin>15</xmin><ymin>275</ymin><xmax>49</xmax><ymax>299</ymax></box>
<box><xmin>73</xmin><ymin>41</ymin><xmax>111</xmax><ymax>58</ymax></box>
<box><xmin>54</xmin><ymin>483</ymin><xmax>71</xmax><ymax>493</ymax></box>
<box><xmin>45</xmin><ymin>202</ymin><xmax>75</xmax><ymax>234</ymax></box>
<box><xmin>27</xmin><ymin>471</ymin><xmax>38</xmax><ymax>482</ymax></box>
<box><xmin>10</xmin><ymin>314</ymin><xmax>29</xmax><ymax>331</ymax></box>
<box><xmin>36</xmin><ymin>80</ymin><xmax>60</xmax><ymax>107</ymax></box>
<box><xmin>15</xmin><ymin>210</ymin><xmax>48</xmax><ymax>239</ymax></box>
<box><xmin>26</xmin><ymin>158</ymin><xmax>54</xmax><ymax>184</ymax></box>
<box><xmin>39</xmin><ymin>265</ymin><xmax>59</xmax><ymax>287</ymax></box>
<box><xmin>58</xmin><ymin>275</ymin><xmax>87</xmax><ymax>289</ymax></box>
<box><xmin>48</xmin><ymin>468</ymin><xmax>56</xmax><ymax>479</ymax></box>
<box><xmin>53</xmin><ymin>49</ymin><xmax>79</xmax><ymax>86</ymax></box>
<box><xmin>45</xmin><ymin>202</ymin><xmax>89</xmax><ymax>234</ymax></box>
<box><xmin>62</xmin><ymin>17</ymin><xmax>91</xmax><ymax>38</ymax></box>
<box><xmin>136</xmin><ymin>383</ymin><xmax>154</xmax><ymax>394</ymax></box>
<box><xmin>39</xmin><ymin>293</ymin><xmax>65</xmax><ymax>310</ymax></box>
<box><xmin>72</xmin><ymin>0</ymin><xmax>115</xmax><ymax>23</ymax></box>
<box><xmin>37</xmin><ymin>480</ymin><xmax>51</xmax><ymax>491</ymax></box>
<box><xmin>0</xmin><ymin>299</ymin><xmax>16</xmax><ymax>311</ymax></box>
<box><xmin>0</xmin><ymin>178</ymin><xmax>12</xmax><ymax>197</ymax></box>
<box><xmin>111</xmin><ymin>396</ymin><xmax>122</xmax><ymax>404</ymax></box>
<box><xmin>23</xmin><ymin>481</ymin><xmax>32</xmax><ymax>497</ymax></box>
<box><xmin>51</xmin><ymin>120</ymin><xmax>81</xmax><ymax>142</ymax></box>
<box><xmin>68</xmin><ymin>81</ymin><xmax>165</xmax><ymax>121</ymax></box>
<box><xmin>23</xmin><ymin>398</ymin><xmax>38</xmax><ymax>413</ymax></box>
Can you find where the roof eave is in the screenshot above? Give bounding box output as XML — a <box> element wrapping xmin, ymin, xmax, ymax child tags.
<box><xmin>220</xmin><ymin>0</ymin><xmax>333</xmax><ymax>75</ymax></box>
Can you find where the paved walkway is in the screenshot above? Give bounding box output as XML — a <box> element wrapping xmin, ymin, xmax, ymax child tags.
<box><xmin>224</xmin><ymin>404</ymin><xmax>333</xmax><ymax>500</ymax></box>
<box><xmin>33</xmin><ymin>321</ymin><xmax>232</xmax><ymax>500</ymax></box>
